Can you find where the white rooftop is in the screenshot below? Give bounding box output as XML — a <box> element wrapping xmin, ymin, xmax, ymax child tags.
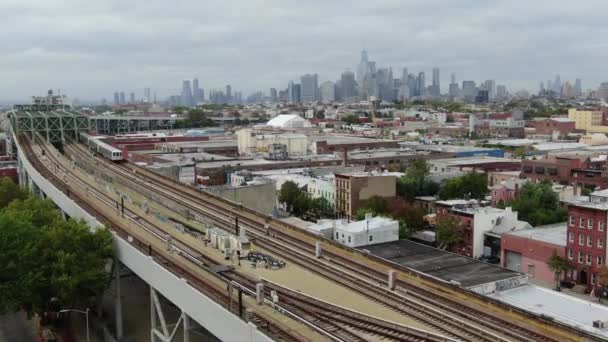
<box><xmin>550</xmin><ymin>117</ymin><xmax>575</xmax><ymax>123</ymax></box>
<box><xmin>266</xmin><ymin>114</ymin><xmax>311</xmax><ymax>128</ymax></box>
<box><xmin>335</xmin><ymin>216</ymin><xmax>397</xmax><ymax>233</ymax></box>
<box><xmin>489</xmin><ymin>285</ymin><xmax>608</xmax><ymax>339</ymax></box>
<box><xmin>532</xmin><ymin>142</ymin><xmax>588</xmax><ymax>152</ymax></box>
<box><xmin>503</xmin><ymin>222</ymin><xmax>567</xmax><ymax>246</ymax></box>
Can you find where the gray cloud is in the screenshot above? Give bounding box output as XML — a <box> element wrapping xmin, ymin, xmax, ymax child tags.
<box><xmin>1</xmin><ymin>0</ymin><xmax>607</xmax><ymax>101</ymax></box>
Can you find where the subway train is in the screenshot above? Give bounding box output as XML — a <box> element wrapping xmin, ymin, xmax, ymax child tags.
<box><xmin>79</xmin><ymin>133</ymin><xmax>124</xmax><ymax>161</ymax></box>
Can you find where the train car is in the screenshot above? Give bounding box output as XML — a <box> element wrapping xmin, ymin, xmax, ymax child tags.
<box><xmin>79</xmin><ymin>132</ymin><xmax>124</xmax><ymax>161</ymax></box>
<box><xmin>94</xmin><ymin>139</ymin><xmax>124</xmax><ymax>161</ymax></box>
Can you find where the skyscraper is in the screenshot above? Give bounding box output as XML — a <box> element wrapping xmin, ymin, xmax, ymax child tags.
<box><xmin>416</xmin><ymin>72</ymin><xmax>426</xmax><ymax>97</ymax></box>
<box><xmin>181</xmin><ymin>80</ymin><xmax>194</xmax><ymax>107</ymax></box>
<box><xmin>483</xmin><ymin>80</ymin><xmax>496</xmax><ymax>100</ymax></box>
<box><xmin>575</xmin><ymin>79</ymin><xmax>582</xmax><ymax>96</ymax></box>
<box><xmin>448</xmin><ymin>73</ymin><xmax>459</xmax><ymax>100</ymax></box>
<box><xmin>119</xmin><ymin>92</ymin><xmax>126</xmax><ymax>105</ymax></box>
<box><xmin>462</xmin><ymin>81</ymin><xmax>477</xmax><ymax>102</ymax></box>
<box><xmin>113</xmin><ymin>92</ymin><xmax>120</xmax><ymax>105</ymax></box>
<box><xmin>288</xmin><ymin>81</ymin><xmax>301</xmax><ymax>103</ymax></box>
<box><xmin>553</xmin><ymin>75</ymin><xmax>562</xmax><ymax>94</ymax></box>
<box><xmin>129</xmin><ymin>92</ymin><xmax>135</xmax><ymax>104</ymax></box>
<box><xmin>340</xmin><ymin>70</ymin><xmax>357</xmax><ymax>102</ymax></box>
<box><xmin>496</xmin><ymin>85</ymin><xmax>508</xmax><ymax>99</ymax></box>
<box><xmin>320</xmin><ymin>81</ymin><xmax>335</xmax><ymax>102</ymax></box>
<box><xmin>431</xmin><ymin>68</ymin><xmax>440</xmax><ymax>97</ymax></box>
<box><xmin>226</xmin><ymin>85</ymin><xmax>232</xmax><ymax>103</ymax></box>
<box><xmin>193</xmin><ymin>78</ymin><xmax>202</xmax><ymax>104</ymax></box>
<box><xmin>300</xmin><ymin>74</ymin><xmax>319</xmax><ymax>102</ymax></box>
<box><xmin>144</xmin><ymin>88</ymin><xmax>151</xmax><ymax>103</ymax></box>
<box><xmin>270</xmin><ymin>88</ymin><xmax>278</xmax><ymax>103</ymax></box>
<box><xmin>357</xmin><ymin>50</ymin><xmax>369</xmax><ymax>88</ymax></box>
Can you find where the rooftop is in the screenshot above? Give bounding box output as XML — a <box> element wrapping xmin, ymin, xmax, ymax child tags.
<box><xmin>335</xmin><ymin>216</ymin><xmax>397</xmax><ymax>233</ymax></box>
<box><xmin>503</xmin><ymin>222</ymin><xmax>567</xmax><ymax>246</ymax></box>
<box><xmin>361</xmin><ymin>239</ymin><xmax>522</xmax><ymax>287</ymax></box>
<box><xmin>430</xmin><ymin>156</ymin><xmax>520</xmax><ymax>166</ymax></box>
<box><xmin>489</xmin><ymin>285</ymin><xmax>608</xmax><ymax>339</ymax></box>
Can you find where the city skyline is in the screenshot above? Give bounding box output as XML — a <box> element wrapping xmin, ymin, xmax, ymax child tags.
<box><xmin>2</xmin><ymin>0</ymin><xmax>608</xmax><ymax>101</ymax></box>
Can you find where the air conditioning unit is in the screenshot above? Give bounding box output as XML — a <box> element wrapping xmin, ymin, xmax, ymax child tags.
<box><xmin>593</xmin><ymin>320</ymin><xmax>605</xmax><ymax>329</ymax></box>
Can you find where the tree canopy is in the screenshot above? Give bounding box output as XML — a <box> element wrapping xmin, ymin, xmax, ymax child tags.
<box><xmin>547</xmin><ymin>251</ymin><xmax>572</xmax><ymax>291</ymax></box>
<box><xmin>396</xmin><ymin>159</ymin><xmax>440</xmax><ymax>200</ymax></box>
<box><xmin>0</xmin><ymin>179</ymin><xmax>113</xmax><ymax>316</ymax></box>
<box><xmin>278</xmin><ymin>181</ymin><xmax>334</xmax><ymax>219</ymax></box>
<box><xmin>505</xmin><ymin>180</ymin><xmax>567</xmax><ymax>227</ymax></box>
<box><xmin>438</xmin><ymin>172</ymin><xmax>488</xmax><ymax>200</ymax></box>
<box><xmin>355</xmin><ymin>196</ymin><xmax>427</xmax><ymax>239</ymax></box>
<box><xmin>436</xmin><ymin>216</ymin><xmax>462</xmax><ymax>250</ymax></box>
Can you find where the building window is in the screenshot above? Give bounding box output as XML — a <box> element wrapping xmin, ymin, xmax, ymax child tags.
<box><xmin>568</xmin><ymin>249</ymin><xmax>573</xmax><ymax>260</ymax></box>
<box><xmin>369</xmin><ymin>235</ymin><xmax>373</xmax><ymax>242</ymax></box>
<box><xmin>587</xmin><ymin>236</ymin><xmax>593</xmax><ymax>247</ymax></box>
<box><xmin>599</xmin><ymin>238</ymin><xmax>604</xmax><ymax>248</ymax></box>
<box><xmin>600</xmin><ymin>221</ymin><xmax>605</xmax><ymax>232</ymax></box>
<box><xmin>578</xmin><ymin>252</ymin><xmax>583</xmax><ymax>264</ymax></box>
<box><xmin>589</xmin><ymin>218</ymin><xmax>594</xmax><ymax>229</ymax></box>
<box><xmin>579</xmin><ymin>217</ymin><xmax>585</xmax><ymax>228</ymax></box>
<box><xmin>336</xmin><ymin>232</ymin><xmax>339</xmax><ymax>239</ymax></box>
<box><xmin>587</xmin><ymin>254</ymin><xmax>592</xmax><ymax>265</ymax></box>
<box><xmin>598</xmin><ymin>256</ymin><xmax>603</xmax><ymax>266</ymax></box>
<box><xmin>568</xmin><ymin>232</ymin><xmax>574</xmax><ymax>243</ymax></box>
<box><xmin>592</xmin><ymin>273</ymin><xmax>596</xmax><ymax>286</ymax></box>
<box><xmin>569</xmin><ymin>216</ymin><xmax>575</xmax><ymax>226</ymax></box>
<box><xmin>348</xmin><ymin>236</ymin><xmax>351</xmax><ymax>243</ymax></box>
<box><xmin>579</xmin><ymin>235</ymin><xmax>585</xmax><ymax>246</ymax></box>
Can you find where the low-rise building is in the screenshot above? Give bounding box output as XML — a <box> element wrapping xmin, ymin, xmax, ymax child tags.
<box><xmin>436</xmin><ymin>200</ymin><xmax>530</xmax><ymax>258</ymax></box>
<box><xmin>332</xmin><ymin>214</ymin><xmax>399</xmax><ymax>247</ymax></box>
<box><xmin>533</xmin><ymin>118</ymin><xmax>576</xmax><ymax>137</ymax></box>
<box><xmin>565</xmin><ymin>190</ymin><xmax>608</xmax><ymax>291</ymax></box>
<box><xmin>335</xmin><ymin>172</ymin><xmax>397</xmax><ymax>220</ymax></box>
<box><xmin>490</xmin><ymin>178</ymin><xmax>525</xmax><ymax>207</ymax></box>
<box><xmin>501</xmin><ymin>223</ymin><xmax>567</xmax><ymax>287</ymax></box>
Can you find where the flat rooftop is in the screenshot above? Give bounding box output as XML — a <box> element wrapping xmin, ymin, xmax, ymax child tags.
<box><xmin>504</xmin><ymin>222</ymin><xmax>567</xmax><ymax>246</ymax></box>
<box><xmin>430</xmin><ymin>156</ymin><xmax>520</xmax><ymax>166</ymax></box>
<box><xmin>489</xmin><ymin>285</ymin><xmax>608</xmax><ymax>339</ymax></box>
<box><xmin>360</xmin><ymin>239</ymin><xmax>522</xmax><ymax>287</ymax></box>
<box><xmin>414</xmin><ymin>145</ymin><xmax>502</xmax><ymax>153</ymax></box>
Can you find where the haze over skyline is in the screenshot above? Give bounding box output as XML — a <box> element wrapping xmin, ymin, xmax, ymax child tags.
<box><xmin>2</xmin><ymin>0</ymin><xmax>607</xmax><ymax>102</ymax></box>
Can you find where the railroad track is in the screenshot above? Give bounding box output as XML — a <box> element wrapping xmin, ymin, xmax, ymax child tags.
<box><xmin>41</xmin><ymin>137</ymin><xmax>454</xmax><ymax>342</ymax></box>
<box><xmin>61</xmin><ymin>139</ymin><xmax>598</xmax><ymax>342</ymax></box>
<box><xmin>25</xmin><ymin>135</ymin><xmax>325</xmax><ymax>342</ymax></box>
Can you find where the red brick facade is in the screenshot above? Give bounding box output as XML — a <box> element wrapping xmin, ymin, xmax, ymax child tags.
<box><xmin>533</xmin><ymin>118</ymin><xmax>576</xmax><ymax>137</ymax></box>
<box><xmin>566</xmin><ymin>205</ymin><xmax>607</xmax><ymax>290</ymax></box>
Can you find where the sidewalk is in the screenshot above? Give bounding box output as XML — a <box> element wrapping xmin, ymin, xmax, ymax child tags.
<box><xmin>528</xmin><ymin>278</ymin><xmax>607</xmax><ymax>306</ymax></box>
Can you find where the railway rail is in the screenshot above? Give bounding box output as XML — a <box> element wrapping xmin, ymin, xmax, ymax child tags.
<box><xmin>59</xmin><ymin>138</ymin><xmax>602</xmax><ymax>341</ymax></box>
<box><xmin>31</xmin><ymin>135</ymin><xmax>453</xmax><ymax>342</ymax></box>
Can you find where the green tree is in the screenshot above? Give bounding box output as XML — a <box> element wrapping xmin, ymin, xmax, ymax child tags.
<box><xmin>438</xmin><ymin>172</ymin><xmax>488</xmax><ymax>200</ymax></box>
<box><xmin>342</xmin><ymin>114</ymin><xmax>360</xmax><ymax>125</ymax></box>
<box><xmin>547</xmin><ymin>251</ymin><xmax>571</xmax><ymax>291</ymax></box>
<box><xmin>506</xmin><ymin>180</ymin><xmax>567</xmax><ymax>226</ymax></box>
<box><xmin>0</xmin><ymin>196</ymin><xmax>113</xmax><ymax>315</ymax></box>
<box><xmin>397</xmin><ymin>159</ymin><xmax>438</xmax><ymax>200</ymax></box>
<box><xmin>309</xmin><ymin>197</ymin><xmax>334</xmax><ymax>219</ymax></box>
<box><xmin>436</xmin><ymin>216</ymin><xmax>462</xmax><ymax>250</ymax></box>
<box><xmin>0</xmin><ymin>177</ymin><xmax>27</xmax><ymax>208</ymax></box>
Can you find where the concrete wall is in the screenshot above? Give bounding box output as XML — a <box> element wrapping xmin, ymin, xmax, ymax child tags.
<box><xmin>204</xmin><ymin>181</ymin><xmax>277</xmax><ymax>215</ymax></box>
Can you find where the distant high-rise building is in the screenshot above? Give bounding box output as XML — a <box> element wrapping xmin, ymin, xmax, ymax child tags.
<box><xmin>119</xmin><ymin>92</ymin><xmax>126</xmax><ymax>105</ymax></box>
<box><xmin>481</xmin><ymin>80</ymin><xmax>496</xmax><ymax>100</ymax></box>
<box><xmin>340</xmin><ymin>70</ymin><xmax>357</xmax><ymax>102</ymax></box>
<box><xmin>193</xmin><ymin>78</ymin><xmax>203</xmax><ymax>104</ymax></box>
<box><xmin>416</xmin><ymin>72</ymin><xmax>426</xmax><ymax>97</ymax></box>
<box><xmin>226</xmin><ymin>85</ymin><xmax>232</xmax><ymax>103</ymax></box>
<box><xmin>270</xmin><ymin>88</ymin><xmax>278</xmax><ymax>103</ymax></box>
<box><xmin>597</xmin><ymin>82</ymin><xmax>608</xmax><ymax>100</ymax></box>
<box><xmin>288</xmin><ymin>81</ymin><xmax>301</xmax><ymax>103</ymax></box>
<box><xmin>357</xmin><ymin>50</ymin><xmax>369</xmax><ymax>90</ymax></box>
<box><xmin>129</xmin><ymin>92</ymin><xmax>135</xmax><ymax>104</ymax></box>
<box><xmin>553</xmin><ymin>75</ymin><xmax>562</xmax><ymax>94</ymax></box>
<box><xmin>448</xmin><ymin>73</ymin><xmax>459</xmax><ymax>100</ymax></box>
<box><xmin>320</xmin><ymin>81</ymin><xmax>335</xmax><ymax>102</ymax></box>
<box><xmin>496</xmin><ymin>85</ymin><xmax>508</xmax><ymax>99</ymax></box>
<box><xmin>547</xmin><ymin>80</ymin><xmax>553</xmax><ymax>94</ymax></box>
<box><xmin>144</xmin><ymin>88</ymin><xmax>151</xmax><ymax>103</ymax></box>
<box><xmin>300</xmin><ymin>74</ymin><xmax>319</xmax><ymax>102</ymax></box>
<box><xmin>113</xmin><ymin>92</ymin><xmax>120</xmax><ymax>105</ymax></box>
<box><xmin>539</xmin><ymin>82</ymin><xmax>545</xmax><ymax>95</ymax></box>
<box><xmin>431</xmin><ymin>68</ymin><xmax>440</xmax><ymax>97</ymax></box>
<box><xmin>462</xmin><ymin>81</ymin><xmax>477</xmax><ymax>102</ymax></box>
<box><xmin>181</xmin><ymin>80</ymin><xmax>194</xmax><ymax>107</ymax></box>
<box><xmin>575</xmin><ymin>79</ymin><xmax>582</xmax><ymax>96</ymax></box>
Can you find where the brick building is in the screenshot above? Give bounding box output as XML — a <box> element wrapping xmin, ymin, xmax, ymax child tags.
<box><xmin>565</xmin><ymin>190</ymin><xmax>608</xmax><ymax>291</ymax></box>
<box><xmin>335</xmin><ymin>172</ymin><xmax>396</xmax><ymax>220</ymax></box>
<box><xmin>501</xmin><ymin>223</ymin><xmax>566</xmax><ymax>286</ymax></box>
<box><xmin>435</xmin><ymin>200</ymin><xmax>530</xmax><ymax>258</ymax></box>
<box><xmin>313</xmin><ymin>138</ymin><xmax>399</xmax><ymax>155</ymax></box>
<box><xmin>522</xmin><ymin>154</ymin><xmax>608</xmax><ymax>189</ymax></box>
<box><xmin>533</xmin><ymin>117</ymin><xmax>576</xmax><ymax>137</ymax></box>
<box><xmin>490</xmin><ymin>178</ymin><xmax>524</xmax><ymax>207</ymax></box>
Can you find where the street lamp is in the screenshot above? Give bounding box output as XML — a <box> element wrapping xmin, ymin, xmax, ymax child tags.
<box><xmin>59</xmin><ymin>308</ymin><xmax>90</xmax><ymax>342</ymax></box>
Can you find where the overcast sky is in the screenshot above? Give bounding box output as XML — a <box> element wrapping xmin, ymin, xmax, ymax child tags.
<box><xmin>1</xmin><ymin>0</ymin><xmax>607</xmax><ymax>102</ymax></box>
